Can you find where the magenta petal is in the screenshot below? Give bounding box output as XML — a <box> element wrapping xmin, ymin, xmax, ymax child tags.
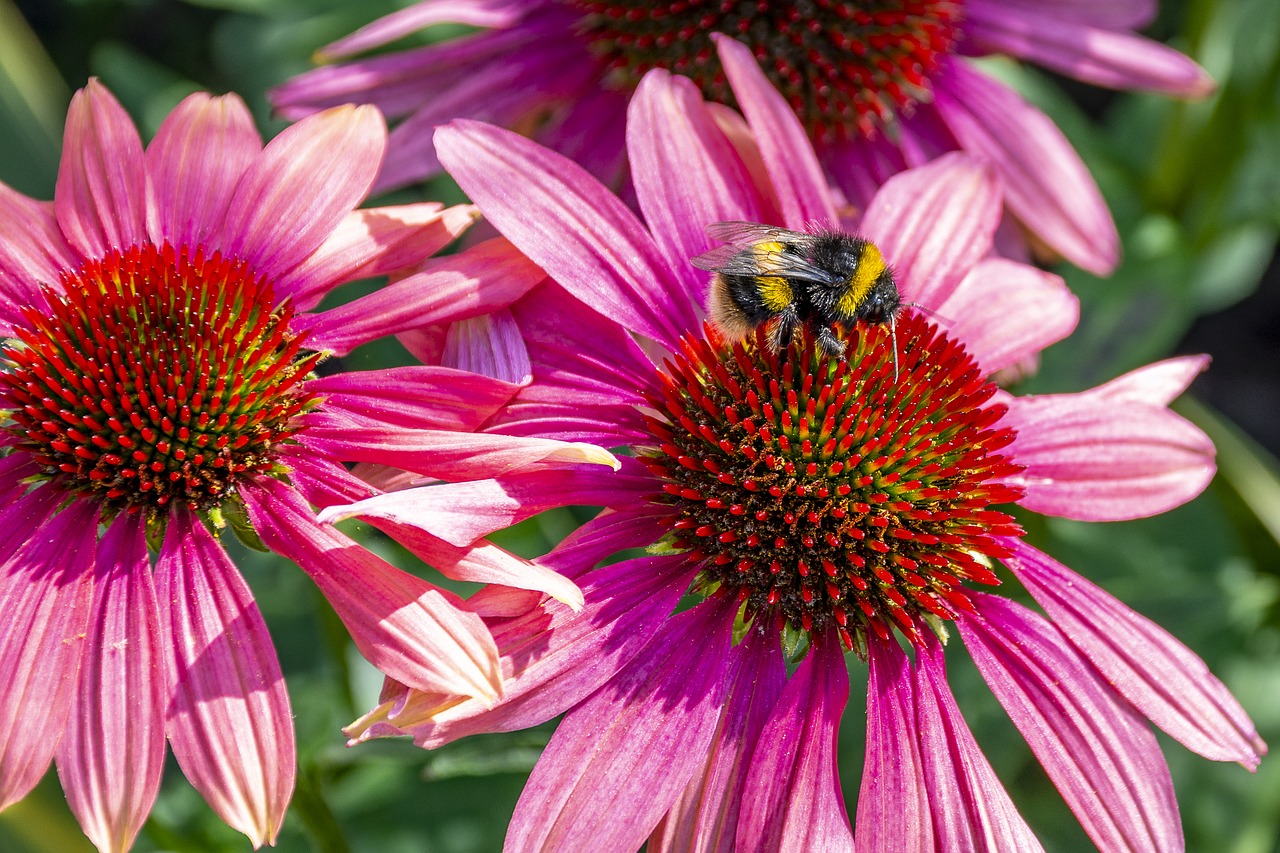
<box><xmin>155</xmin><ymin>508</ymin><xmax>295</xmax><ymax>847</ymax></box>
<box><xmin>54</xmin><ymin>80</ymin><xmax>149</xmax><ymax>260</ymax></box>
<box><xmin>300</xmin><ymin>236</ymin><xmax>545</xmax><ymax>355</ymax></box>
<box><xmin>857</xmin><ymin>634</ymin><xmax>933</xmax><ymax>853</ymax></box>
<box><xmin>915</xmin><ymin>637</ymin><xmax>1045</xmax><ymax>851</ymax></box>
<box><xmin>436</xmin><ymin>120</ymin><xmax>690</xmax><ymax>349</ymax></box>
<box><xmin>304</xmin><ymin>365</ymin><xmax>520</xmax><ymax>432</ymax></box>
<box><xmin>933</xmin><ymin>60</ymin><xmax>1119</xmax><ymax>275</ymax></box>
<box><xmin>56</xmin><ymin>513</ymin><xmax>166</xmax><ymax>853</ymax></box>
<box><xmin>628</xmin><ymin>68</ymin><xmax>769</xmax><ymax>293</ymax></box>
<box><xmin>738</xmin><ymin>634</ymin><xmax>852</xmax><ymax>852</ymax></box>
<box><xmin>241</xmin><ymin>478</ymin><xmax>502</xmax><ymax>702</ymax></box>
<box><xmin>506</xmin><ymin>596</ymin><xmax>736</xmax><ymax>852</ymax></box>
<box><xmin>319</xmin><ymin>0</ymin><xmax>529</xmax><ymax>59</ymax></box>
<box><xmin>0</xmin><ymin>498</ymin><xmax>96</xmax><ymax>810</ymax></box>
<box><xmin>146</xmin><ymin>91</ymin><xmax>261</xmax><ymax>250</ymax></box>
<box><xmin>219</xmin><ymin>105</ymin><xmax>385</xmax><ymax>280</ymax></box>
<box><xmin>441</xmin><ymin>309</ymin><xmax>533</xmax><ymax>384</ymax></box>
<box><xmin>982</xmin><ymin>0</ymin><xmax>1156</xmax><ymax>29</ymax></box>
<box><xmin>860</xmin><ymin>152</ymin><xmax>1002</xmax><ymax>309</ymax></box>
<box><xmin>650</xmin><ymin>621</ymin><xmax>786</xmax><ymax>853</ymax></box>
<box><xmin>1004</xmin><ymin>540</ymin><xmax>1265</xmax><ymax>767</ymax></box>
<box><xmin>715</xmin><ymin>34</ymin><xmax>839</xmax><ymax>229</ymax></box>
<box><xmin>961</xmin><ymin>593</ymin><xmax>1183</xmax><ymax>852</ymax></box>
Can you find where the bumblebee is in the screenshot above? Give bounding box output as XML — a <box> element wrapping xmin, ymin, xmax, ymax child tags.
<box><xmin>690</xmin><ymin>221</ymin><xmax>901</xmax><ymax>365</ymax></box>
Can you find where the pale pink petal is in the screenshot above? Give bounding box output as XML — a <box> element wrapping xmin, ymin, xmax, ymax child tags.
<box><xmin>300</xmin><ymin>236</ymin><xmax>545</xmax><ymax>355</ymax></box>
<box><xmin>715</xmin><ymin>34</ymin><xmax>839</xmax><ymax>229</ymax></box>
<box><xmin>219</xmin><ymin>105</ymin><xmax>384</xmax><ymax>280</ymax></box>
<box><xmin>707</xmin><ymin>103</ymin><xmax>784</xmax><ymax>226</ymax></box>
<box><xmin>933</xmin><ymin>60</ymin><xmax>1119</xmax><ymax>276</ymax></box>
<box><xmin>961</xmin><ymin>593</ymin><xmax>1183</xmax><ymax>852</ymax></box>
<box><xmin>966</xmin><ymin>1</ymin><xmax>1213</xmax><ymax>97</ymax></box>
<box><xmin>0</xmin><ymin>183</ymin><xmax>75</xmax><ymax>307</ymax></box>
<box><xmin>0</xmin><ymin>498</ymin><xmax>96</xmax><ymax>809</ymax></box>
<box><xmin>56</xmin><ymin>513</ymin><xmax>165</xmax><ymax>853</ymax></box>
<box><xmin>241</xmin><ymin>477</ymin><xmax>502</xmax><ymax>702</ymax></box>
<box><xmin>436</xmin><ymin>120</ymin><xmax>690</xmax><ymax>348</ymax></box>
<box><xmin>649</xmin><ymin>622</ymin><xmax>786</xmax><ymax>853</ymax></box>
<box><xmin>628</xmin><ymin>68</ymin><xmax>769</xmax><ymax>298</ymax></box>
<box><xmin>1004</xmin><ymin>381</ymin><xmax>1215</xmax><ymax>520</ymax></box>
<box><xmin>857</xmin><ymin>634</ymin><xmax>933</xmax><ymax>853</ymax></box>
<box><xmin>304</xmin><ymin>365</ymin><xmax>520</xmax><ymax>432</ymax></box>
<box><xmin>860</xmin><ymin>152</ymin><xmax>1002</xmax><ymax>309</ymax></box>
<box><xmin>145</xmin><ymin>91</ymin><xmax>261</xmax><ymax>250</ymax></box>
<box><xmin>506</xmin><ymin>596</ymin><xmax>736</xmax><ymax>853</ymax></box>
<box><xmin>319</xmin><ymin>0</ymin><xmax>530</xmax><ymax>59</ymax></box>
<box><xmin>281</xmin><ymin>203</ymin><xmax>479</xmax><ymax>309</ymax></box>
<box><xmin>915</xmin><ymin>637</ymin><xmax>1045</xmax><ymax>851</ymax></box>
<box><xmin>155</xmin><ymin>508</ymin><xmax>295</xmax><ymax>847</ymax></box>
<box><xmin>54</xmin><ymin>80</ymin><xmax>149</xmax><ymax>259</ymax></box>
<box><xmin>935</xmin><ymin>258</ymin><xmax>1078</xmax><ymax>375</ymax></box>
<box><xmin>441</xmin><ymin>309</ymin><xmax>533</xmax><ymax>384</ymax></box>
<box><xmin>738</xmin><ymin>634</ymin><xmax>852</xmax><ymax>852</ymax></box>
<box><xmin>1004</xmin><ymin>540</ymin><xmax>1265</xmax><ymax>767</ymax></box>
<box><xmin>1088</xmin><ymin>355</ymin><xmax>1209</xmax><ymax>406</ymax></box>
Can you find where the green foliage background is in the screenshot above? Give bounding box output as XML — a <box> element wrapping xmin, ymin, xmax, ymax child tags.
<box><xmin>0</xmin><ymin>0</ymin><xmax>1277</xmax><ymax>850</ymax></box>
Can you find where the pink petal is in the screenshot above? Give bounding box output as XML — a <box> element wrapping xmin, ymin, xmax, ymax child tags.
<box><xmin>738</xmin><ymin>634</ymin><xmax>852</xmax><ymax>851</ymax></box>
<box><xmin>961</xmin><ymin>593</ymin><xmax>1183</xmax><ymax>852</ymax></box>
<box><xmin>860</xmin><ymin>152</ymin><xmax>1002</xmax><ymax>309</ymax></box>
<box><xmin>436</xmin><ymin>120</ymin><xmax>691</xmax><ymax>349</ymax></box>
<box><xmin>300</xmin><ymin>235</ymin><xmax>544</xmax><ymax>355</ymax></box>
<box><xmin>506</xmin><ymin>596</ymin><xmax>736</xmax><ymax>852</ymax></box>
<box><xmin>914</xmin><ymin>637</ymin><xmax>1045</xmax><ymax>851</ymax></box>
<box><xmin>281</xmin><ymin>202</ymin><xmax>479</xmax><ymax>310</ymax></box>
<box><xmin>145</xmin><ymin>91</ymin><xmax>261</xmax><ymax>250</ymax></box>
<box><xmin>1004</xmin><ymin>377</ymin><xmax>1215</xmax><ymax>520</ymax></box>
<box><xmin>627</xmin><ymin>68</ymin><xmax>769</xmax><ymax>299</ymax></box>
<box><xmin>319</xmin><ymin>0</ymin><xmax>529</xmax><ymax>59</ymax></box>
<box><xmin>54</xmin><ymin>80</ymin><xmax>149</xmax><ymax>260</ymax></box>
<box><xmin>1004</xmin><ymin>539</ymin><xmax>1265</xmax><ymax>767</ymax></box>
<box><xmin>219</xmin><ymin>105</ymin><xmax>385</xmax><ymax>280</ymax></box>
<box><xmin>538</xmin><ymin>86</ymin><xmax>631</xmax><ymax>189</ymax></box>
<box><xmin>56</xmin><ymin>513</ymin><xmax>165</xmax><ymax>853</ymax></box>
<box><xmin>1088</xmin><ymin>355</ymin><xmax>1209</xmax><ymax>406</ymax></box>
<box><xmin>0</xmin><ymin>497</ymin><xmax>96</xmax><ymax>810</ymax></box>
<box><xmin>966</xmin><ymin>1</ymin><xmax>1213</xmax><ymax>97</ymax></box>
<box><xmin>974</xmin><ymin>0</ymin><xmax>1155</xmax><ymax>29</ymax></box>
<box><xmin>933</xmin><ymin>60</ymin><xmax>1119</xmax><ymax>276</ymax></box>
<box><xmin>857</xmin><ymin>634</ymin><xmax>933</xmax><ymax>853</ymax></box>
<box><xmin>155</xmin><ymin>508</ymin><xmax>295</xmax><ymax>847</ymax></box>
<box><xmin>935</xmin><ymin>258</ymin><xmax>1078</xmax><ymax>375</ymax></box>
<box><xmin>304</xmin><ymin>365</ymin><xmax>520</xmax><ymax>432</ymax></box>
<box><xmin>240</xmin><ymin>477</ymin><xmax>502</xmax><ymax>702</ymax></box>
<box><xmin>715</xmin><ymin>34</ymin><xmax>839</xmax><ymax>229</ymax></box>
<box><xmin>441</xmin><ymin>309</ymin><xmax>533</xmax><ymax>384</ymax></box>
<box><xmin>0</xmin><ymin>183</ymin><xmax>76</xmax><ymax>305</ymax></box>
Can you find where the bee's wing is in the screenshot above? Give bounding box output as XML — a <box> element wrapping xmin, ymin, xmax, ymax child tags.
<box><xmin>704</xmin><ymin>221</ymin><xmax>804</xmax><ymax>246</ymax></box>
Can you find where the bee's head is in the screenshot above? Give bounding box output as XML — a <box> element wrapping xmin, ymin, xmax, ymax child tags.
<box><xmin>859</xmin><ymin>269</ymin><xmax>901</xmax><ymax>325</ymax></box>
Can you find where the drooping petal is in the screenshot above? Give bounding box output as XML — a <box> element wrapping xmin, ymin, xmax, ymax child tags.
<box><xmin>961</xmin><ymin>593</ymin><xmax>1183</xmax><ymax>852</ymax></box>
<box><xmin>155</xmin><ymin>507</ymin><xmax>295</xmax><ymax>847</ymax></box>
<box><xmin>145</xmin><ymin>91</ymin><xmax>261</xmax><ymax>250</ymax></box>
<box><xmin>56</xmin><ymin>513</ymin><xmax>165</xmax><ymax>853</ymax></box>
<box><xmin>54</xmin><ymin>79</ymin><xmax>149</xmax><ymax>260</ymax></box>
<box><xmin>240</xmin><ymin>477</ymin><xmax>502</xmax><ymax>703</ymax></box>
<box><xmin>715</xmin><ymin>34</ymin><xmax>839</xmax><ymax>229</ymax></box>
<box><xmin>304</xmin><ymin>365</ymin><xmax>520</xmax><ymax>432</ymax></box>
<box><xmin>914</xmin><ymin>636</ymin><xmax>1045</xmax><ymax>851</ymax></box>
<box><xmin>0</xmin><ymin>498</ymin><xmax>96</xmax><ymax>810</ymax></box>
<box><xmin>1004</xmin><ymin>539</ymin><xmax>1265</xmax><ymax>767</ymax></box>
<box><xmin>737</xmin><ymin>634</ymin><xmax>853</xmax><ymax>852</ymax></box>
<box><xmin>506</xmin><ymin>596</ymin><xmax>736</xmax><ymax>853</ymax></box>
<box><xmin>218</xmin><ymin>105</ymin><xmax>385</xmax><ymax>280</ymax></box>
<box><xmin>857</xmin><ymin>634</ymin><xmax>934</xmax><ymax>853</ymax></box>
<box><xmin>440</xmin><ymin>309</ymin><xmax>533</xmax><ymax>384</ymax></box>
<box><xmin>933</xmin><ymin>60</ymin><xmax>1119</xmax><ymax>276</ymax></box>
<box><xmin>860</xmin><ymin>152</ymin><xmax>1002</xmax><ymax>309</ymax></box>
<box><xmin>436</xmin><ymin>119</ymin><xmax>691</xmax><ymax>349</ymax></box>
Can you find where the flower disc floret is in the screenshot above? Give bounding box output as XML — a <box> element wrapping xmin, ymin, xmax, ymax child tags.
<box><xmin>640</xmin><ymin>313</ymin><xmax>1024</xmax><ymax>649</ymax></box>
<box><xmin>0</xmin><ymin>242</ymin><xmax>322</xmax><ymax>516</ymax></box>
<box><xmin>566</xmin><ymin>0</ymin><xmax>963</xmax><ymax>138</ymax></box>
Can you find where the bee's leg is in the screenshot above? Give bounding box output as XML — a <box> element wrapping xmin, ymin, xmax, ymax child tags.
<box><xmin>815</xmin><ymin>325</ymin><xmax>847</xmax><ymax>360</ymax></box>
<box><xmin>769</xmin><ymin>308</ymin><xmax>798</xmax><ymax>357</ymax></box>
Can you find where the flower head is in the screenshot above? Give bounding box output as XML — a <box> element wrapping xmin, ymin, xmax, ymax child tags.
<box><xmin>332</xmin><ymin>59</ymin><xmax>1263</xmax><ymax>851</ymax></box>
<box><xmin>272</xmin><ymin>0</ymin><xmax>1213</xmax><ymax>274</ymax></box>
<box><xmin>0</xmin><ymin>80</ymin><xmax>611</xmax><ymax>852</ymax></box>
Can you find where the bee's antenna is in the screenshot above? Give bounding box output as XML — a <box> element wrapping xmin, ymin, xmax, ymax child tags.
<box><xmin>890</xmin><ymin>315</ymin><xmax>899</xmax><ymax>382</ymax></box>
<box><xmin>905</xmin><ymin>301</ymin><xmax>952</xmax><ymax>326</ymax></box>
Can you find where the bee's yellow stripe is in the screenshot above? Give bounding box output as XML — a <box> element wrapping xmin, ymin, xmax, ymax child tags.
<box><xmin>836</xmin><ymin>243</ymin><xmax>885</xmax><ymax>318</ymax></box>
<box><xmin>751</xmin><ymin>241</ymin><xmax>794</xmax><ymax>311</ymax></box>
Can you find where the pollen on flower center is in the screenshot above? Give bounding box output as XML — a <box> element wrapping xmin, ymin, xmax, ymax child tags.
<box><xmin>0</xmin><ymin>243</ymin><xmax>322</xmax><ymax>517</ymax></box>
<box><xmin>640</xmin><ymin>314</ymin><xmax>1023</xmax><ymax>651</ymax></box>
<box><xmin>564</xmin><ymin>0</ymin><xmax>964</xmax><ymax>138</ymax></box>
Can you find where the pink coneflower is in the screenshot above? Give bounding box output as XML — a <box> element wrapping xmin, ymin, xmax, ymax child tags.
<box><xmin>328</xmin><ymin>54</ymin><xmax>1262</xmax><ymax>851</ymax></box>
<box><xmin>271</xmin><ymin>0</ymin><xmax>1212</xmax><ymax>275</ymax></box>
<box><xmin>0</xmin><ymin>80</ymin><xmax>612</xmax><ymax>853</ymax></box>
